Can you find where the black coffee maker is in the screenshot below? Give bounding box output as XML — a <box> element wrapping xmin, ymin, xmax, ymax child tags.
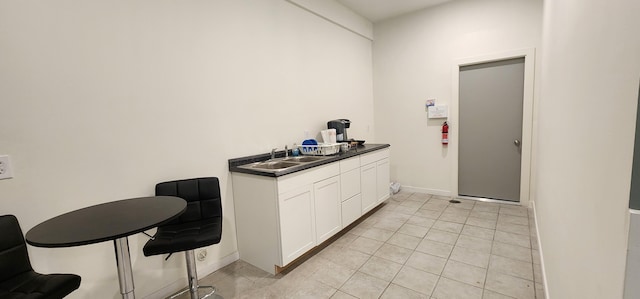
<box><xmin>327</xmin><ymin>119</ymin><xmax>351</xmax><ymax>142</ymax></box>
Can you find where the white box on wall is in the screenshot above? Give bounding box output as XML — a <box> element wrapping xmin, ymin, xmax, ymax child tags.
<box><xmin>428</xmin><ymin>105</ymin><xmax>448</xmax><ymax>118</ymax></box>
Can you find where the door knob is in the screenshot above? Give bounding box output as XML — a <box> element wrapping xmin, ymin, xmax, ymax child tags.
<box><xmin>514</xmin><ymin>139</ymin><xmax>521</xmax><ymax>146</ymax></box>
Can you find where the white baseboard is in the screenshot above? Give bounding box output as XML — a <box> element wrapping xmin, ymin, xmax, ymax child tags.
<box><xmin>624</xmin><ymin>209</ymin><xmax>640</xmax><ymax>298</ymax></box>
<box><xmin>401</xmin><ymin>185</ymin><xmax>452</xmax><ymax>197</ymax></box>
<box><xmin>530</xmin><ymin>201</ymin><xmax>550</xmax><ymax>299</ymax></box>
<box><xmin>197</xmin><ymin>251</ymin><xmax>240</xmax><ymax>277</ymax></box>
<box><xmin>143</xmin><ymin>251</ymin><xmax>240</xmax><ymax>299</ymax></box>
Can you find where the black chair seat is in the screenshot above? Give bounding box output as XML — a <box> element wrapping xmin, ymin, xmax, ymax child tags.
<box><xmin>143</xmin><ymin>217</ymin><xmax>222</xmax><ymax>256</ymax></box>
<box><xmin>0</xmin><ymin>215</ymin><xmax>81</xmax><ymax>299</ymax></box>
<box><xmin>0</xmin><ymin>271</ymin><xmax>81</xmax><ymax>299</ymax></box>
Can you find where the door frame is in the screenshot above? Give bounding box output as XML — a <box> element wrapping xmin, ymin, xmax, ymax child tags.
<box><xmin>450</xmin><ymin>48</ymin><xmax>536</xmax><ymax>206</ymax></box>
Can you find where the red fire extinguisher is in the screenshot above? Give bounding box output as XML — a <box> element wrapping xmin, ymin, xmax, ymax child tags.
<box><xmin>442</xmin><ymin>121</ymin><xmax>449</xmax><ymax>145</ymax></box>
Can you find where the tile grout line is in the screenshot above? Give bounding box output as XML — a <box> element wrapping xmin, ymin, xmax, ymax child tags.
<box><xmin>208</xmin><ymin>192</ymin><xmax>544</xmax><ymax>298</ymax></box>
<box><xmin>434</xmin><ymin>199</ymin><xmax>474</xmax><ymax>298</ymax></box>
<box><xmin>385</xmin><ymin>193</ymin><xmax>436</xmax><ymax>298</ymax></box>
<box><xmin>341</xmin><ymin>193</ymin><xmax>431</xmax><ymax>298</ymax></box>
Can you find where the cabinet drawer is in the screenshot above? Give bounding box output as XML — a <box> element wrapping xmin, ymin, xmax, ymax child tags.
<box><xmin>277</xmin><ymin>163</ymin><xmax>340</xmax><ymax>195</ymax></box>
<box><xmin>340</xmin><ymin>168</ymin><xmax>360</xmax><ymax>201</ymax></box>
<box><xmin>360</xmin><ymin>148</ymin><xmax>390</xmax><ymax>165</ymax></box>
<box><xmin>342</xmin><ymin>194</ymin><xmax>362</xmax><ymax>227</ymax></box>
<box><xmin>340</xmin><ymin>157</ymin><xmax>360</xmax><ymax>173</ymax></box>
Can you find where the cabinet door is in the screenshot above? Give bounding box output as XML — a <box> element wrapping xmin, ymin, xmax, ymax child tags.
<box><xmin>279</xmin><ymin>185</ymin><xmax>315</xmax><ymax>265</ymax></box>
<box><xmin>314</xmin><ymin>176</ymin><xmax>342</xmax><ymax>244</ymax></box>
<box><xmin>377</xmin><ymin>158</ymin><xmax>390</xmax><ymax>203</ymax></box>
<box><xmin>361</xmin><ymin>162</ymin><xmax>377</xmax><ymax>213</ymax></box>
<box><xmin>342</xmin><ymin>194</ymin><xmax>362</xmax><ymax>226</ymax></box>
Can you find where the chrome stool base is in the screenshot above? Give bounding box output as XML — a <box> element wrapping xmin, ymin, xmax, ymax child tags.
<box><xmin>166</xmin><ymin>250</ymin><xmax>222</xmax><ymax>299</ymax></box>
<box><xmin>168</xmin><ymin>285</ymin><xmax>218</xmax><ymax>299</ymax></box>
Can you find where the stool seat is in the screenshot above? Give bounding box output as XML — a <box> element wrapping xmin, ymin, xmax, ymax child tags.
<box><xmin>0</xmin><ymin>215</ymin><xmax>81</xmax><ymax>299</ymax></box>
<box><xmin>0</xmin><ymin>271</ymin><xmax>81</xmax><ymax>299</ymax></box>
<box><xmin>143</xmin><ymin>217</ymin><xmax>222</xmax><ymax>256</ymax></box>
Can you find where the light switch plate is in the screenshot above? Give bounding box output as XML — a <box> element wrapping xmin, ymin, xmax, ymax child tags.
<box><xmin>0</xmin><ymin>155</ymin><xmax>14</xmax><ymax>179</ymax></box>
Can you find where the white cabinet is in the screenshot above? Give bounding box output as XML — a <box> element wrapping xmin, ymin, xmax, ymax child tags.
<box><xmin>278</xmin><ymin>185</ymin><xmax>315</xmax><ymax>265</ymax></box>
<box><xmin>342</xmin><ymin>194</ymin><xmax>362</xmax><ymax>226</ymax></box>
<box><xmin>360</xmin><ymin>162</ymin><xmax>377</xmax><ymax>213</ymax></box>
<box><xmin>277</xmin><ymin>163</ymin><xmax>340</xmax><ymax>265</ymax></box>
<box><xmin>232</xmin><ymin>163</ymin><xmax>341</xmax><ymax>274</ymax></box>
<box><xmin>313</xmin><ymin>176</ymin><xmax>341</xmax><ymax>244</ymax></box>
<box><xmin>340</xmin><ymin>157</ymin><xmax>361</xmax><ymax>200</ymax></box>
<box><xmin>360</xmin><ymin>148</ymin><xmax>391</xmax><ymax>213</ymax></box>
<box><xmin>377</xmin><ymin>158</ymin><xmax>390</xmax><ymax>203</ymax></box>
<box><xmin>231</xmin><ymin>147</ymin><xmax>390</xmax><ymax>274</ymax></box>
<box><xmin>340</xmin><ymin>157</ymin><xmax>361</xmax><ymax>226</ymax></box>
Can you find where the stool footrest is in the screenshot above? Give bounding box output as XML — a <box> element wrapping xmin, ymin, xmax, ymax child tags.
<box><xmin>168</xmin><ymin>285</ymin><xmax>218</xmax><ymax>299</ymax></box>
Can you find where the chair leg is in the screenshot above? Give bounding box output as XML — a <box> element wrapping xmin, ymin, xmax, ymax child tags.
<box><xmin>168</xmin><ymin>250</ymin><xmax>218</xmax><ymax>299</ymax></box>
<box><xmin>185</xmin><ymin>250</ymin><xmax>199</xmax><ymax>299</ymax></box>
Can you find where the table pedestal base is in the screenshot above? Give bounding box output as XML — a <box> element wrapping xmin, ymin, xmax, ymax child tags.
<box><xmin>114</xmin><ymin>237</ymin><xmax>135</xmax><ymax>299</ymax></box>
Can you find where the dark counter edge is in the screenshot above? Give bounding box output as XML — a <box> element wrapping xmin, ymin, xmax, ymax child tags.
<box><xmin>228</xmin><ymin>144</ymin><xmax>390</xmax><ymax>177</ymax></box>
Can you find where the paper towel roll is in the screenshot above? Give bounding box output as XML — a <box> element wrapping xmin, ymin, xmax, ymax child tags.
<box><xmin>321</xmin><ymin>129</ymin><xmax>337</xmax><ymax>144</ymax></box>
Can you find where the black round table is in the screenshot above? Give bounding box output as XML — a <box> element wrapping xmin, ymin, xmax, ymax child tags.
<box><xmin>26</xmin><ymin>196</ymin><xmax>187</xmax><ymax>299</ymax></box>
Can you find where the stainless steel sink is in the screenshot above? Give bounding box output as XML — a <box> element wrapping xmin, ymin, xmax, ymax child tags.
<box><xmin>250</xmin><ymin>161</ymin><xmax>300</xmax><ymax>170</ymax></box>
<box><xmin>283</xmin><ymin>156</ymin><xmax>330</xmax><ymax>163</ymax></box>
<box><xmin>237</xmin><ymin>155</ymin><xmax>331</xmax><ymax>173</ymax></box>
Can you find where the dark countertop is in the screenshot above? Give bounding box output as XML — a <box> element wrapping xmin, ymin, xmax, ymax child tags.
<box><xmin>228</xmin><ymin>144</ymin><xmax>390</xmax><ymax>177</ymax></box>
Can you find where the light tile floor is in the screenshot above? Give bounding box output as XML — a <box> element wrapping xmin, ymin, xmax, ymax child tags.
<box><xmin>189</xmin><ymin>192</ymin><xmax>545</xmax><ymax>299</ymax></box>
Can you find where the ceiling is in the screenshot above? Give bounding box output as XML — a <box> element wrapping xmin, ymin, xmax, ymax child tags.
<box><xmin>337</xmin><ymin>0</ymin><xmax>453</xmax><ymax>22</ymax></box>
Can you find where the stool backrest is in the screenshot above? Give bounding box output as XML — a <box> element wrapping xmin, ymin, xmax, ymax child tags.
<box><xmin>0</xmin><ymin>215</ymin><xmax>33</xmax><ymax>282</ymax></box>
<box><xmin>155</xmin><ymin>177</ymin><xmax>222</xmax><ymax>224</ymax></box>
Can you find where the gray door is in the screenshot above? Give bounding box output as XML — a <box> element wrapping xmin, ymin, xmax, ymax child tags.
<box><xmin>458</xmin><ymin>58</ymin><xmax>524</xmax><ymax>202</ymax></box>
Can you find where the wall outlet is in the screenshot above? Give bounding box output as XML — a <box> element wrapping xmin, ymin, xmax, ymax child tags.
<box><xmin>196</xmin><ymin>249</ymin><xmax>207</xmax><ymax>261</ymax></box>
<box><xmin>0</xmin><ymin>155</ymin><xmax>13</xmax><ymax>180</ymax></box>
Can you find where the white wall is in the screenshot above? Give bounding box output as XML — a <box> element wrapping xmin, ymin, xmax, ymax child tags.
<box><xmin>535</xmin><ymin>0</ymin><xmax>640</xmax><ymax>297</ymax></box>
<box><xmin>0</xmin><ymin>0</ymin><xmax>374</xmax><ymax>297</ymax></box>
<box><xmin>372</xmin><ymin>0</ymin><xmax>542</xmax><ymax>196</ymax></box>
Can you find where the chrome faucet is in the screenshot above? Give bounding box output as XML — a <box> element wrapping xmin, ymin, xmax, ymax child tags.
<box><xmin>271</xmin><ymin>146</ymin><xmax>289</xmax><ymax>160</ymax></box>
